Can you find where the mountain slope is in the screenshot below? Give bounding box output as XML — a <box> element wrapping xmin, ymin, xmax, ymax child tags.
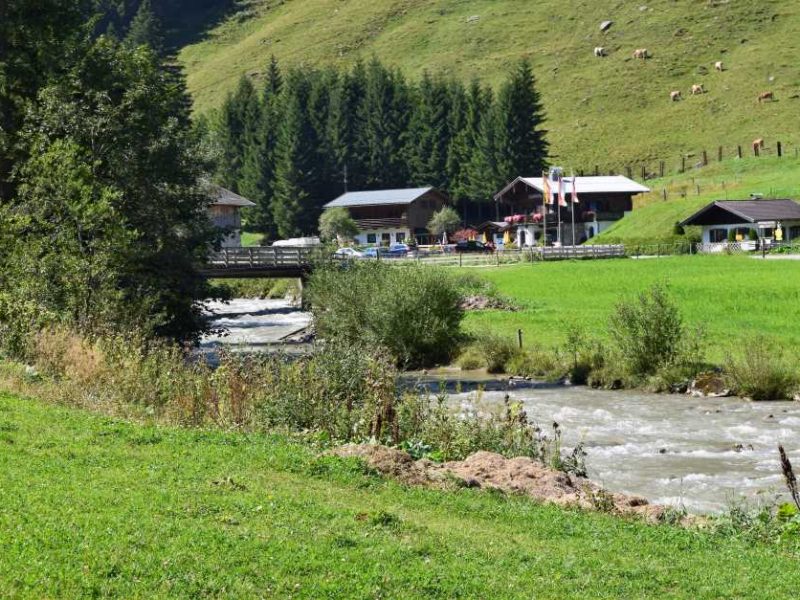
<box><xmin>178</xmin><ymin>0</ymin><xmax>800</xmax><ymax>169</ymax></box>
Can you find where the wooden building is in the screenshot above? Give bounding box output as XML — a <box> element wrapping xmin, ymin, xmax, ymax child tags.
<box><xmin>680</xmin><ymin>199</ymin><xmax>800</xmax><ymax>247</ymax></box>
<box><xmin>323</xmin><ymin>187</ymin><xmax>448</xmax><ymax>245</ymax></box>
<box><xmin>209</xmin><ymin>186</ymin><xmax>256</xmax><ymax>248</ymax></box>
<box><xmin>493</xmin><ymin>175</ymin><xmax>649</xmax><ymax>246</ymax></box>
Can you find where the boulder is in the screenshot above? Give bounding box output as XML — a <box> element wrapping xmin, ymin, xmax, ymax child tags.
<box><xmin>688</xmin><ymin>372</ymin><xmax>731</xmax><ymax>397</ymax></box>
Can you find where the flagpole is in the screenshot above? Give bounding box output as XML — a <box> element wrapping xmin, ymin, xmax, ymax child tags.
<box><xmin>570</xmin><ymin>173</ymin><xmax>576</xmax><ymax>247</ymax></box>
<box><xmin>541</xmin><ymin>170</ymin><xmax>547</xmax><ymax>250</ymax></box>
<box><xmin>557</xmin><ymin>175</ymin><xmax>562</xmax><ymax>247</ymax></box>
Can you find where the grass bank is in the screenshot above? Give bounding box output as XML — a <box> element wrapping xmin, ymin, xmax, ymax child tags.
<box><xmin>465</xmin><ymin>255</ymin><xmax>800</xmax><ymax>363</ymax></box>
<box><xmin>1</xmin><ymin>392</ymin><xmax>799</xmax><ymax>598</ymax></box>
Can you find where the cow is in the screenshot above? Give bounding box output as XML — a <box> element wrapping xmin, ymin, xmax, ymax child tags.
<box><xmin>757</xmin><ymin>91</ymin><xmax>774</xmax><ymax>103</ymax></box>
<box><xmin>714</xmin><ymin>61</ymin><xmax>724</xmax><ymax>72</ymax></box>
<box><xmin>633</xmin><ymin>48</ymin><xmax>649</xmax><ymax>59</ymax></box>
<box><xmin>670</xmin><ymin>90</ymin><xmax>682</xmax><ymax>101</ymax></box>
<box><xmin>752</xmin><ymin>138</ymin><xmax>765</xmax><ymax>150</ymax></box>
<box><xmin>691</xmin><ymin>84</ymin><xmax>705</xmax><ymax>95</ymax></box>
<box><xmin>594</xmin><ymin>47</ymin><xmax>606</xmax><ymax>57</ymax></box>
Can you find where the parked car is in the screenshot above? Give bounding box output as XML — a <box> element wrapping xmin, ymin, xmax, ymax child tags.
<box><xmin>454</xmin><ymin>240</ymin><xmax>492</xmax><ymax>253</ymax></box>
<box><xmin>334</xmin><ymin>247</ymin><xmax>364</xmax><ymax>259</ymax></box>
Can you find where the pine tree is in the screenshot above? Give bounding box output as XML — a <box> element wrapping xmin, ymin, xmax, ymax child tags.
<box><xmin>406</xmin><ymin>72</ymin><xmax>452</xmax><ymax>190</ymax></box>
<box><xmin>327</xmin><ymin>60</ymin><xmax>368</xmax><ymax>193</ymax></box>
<box><xmin>460</xmin><ymin>82</ymin><xmax>498</xmax><ymax>201</ymax></box>
<box><xmin>493</xmin><ymin>59</ymin><xmax>548</xmax><ymax>183</ymax></box>
<box><xmin>215</xmin><ymin>75</ymin><xmax>259</xmax><ymax>192</ymax></box>
<box><xmin>271</xmin><ymin>73</ymin><xmax>320</xmax><ymax>237</ymax></box>
<box><xmin>444</xmin><ymin>79</ymin><xmax>468</xmax><ymax>200</ymax></box>
<box><xmin>124</xmin><ymin>0</ymin><xmax>164</xmax><ymax>54</ymax></box>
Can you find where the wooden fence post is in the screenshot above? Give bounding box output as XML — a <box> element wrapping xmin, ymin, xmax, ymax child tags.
<box><xmin>777</xmin><ymin>141</ymin><xmax>782</xmax><ymax>157</ymax></box>
<box><xmin>659</xmin><ymin>161</ymin><xmax>665</xmax><ymax>178</ymax></box>
<box><xmin>681</xmin><ymin>156</ymin><xmax>685</xmax><ymax>173</ymax></box>
<box><xmin>641</xmin><ymin>165</ymin><xmax>646</xmax><ymax>180</ymax></box>
<box><xmin>702</xmin><ymin>150</ymin><xmax>708</xmax><ymax>166</ymax></box>
<box><xmin>595</xmin><ymin>165</ymin><xmax>599</xmax><ymax>176</ymax></box>
<box><xmin>737</xmin><ymin>145</ymin><xmax>742</xmax><ymax>159</ymax></box>
<box><xmin>718</xmin><ymin>146</ymin><xmax>723</xmax><ymax>162</ymax></box>
<box><xmin>662</xmin><ymin>188</ymin><xmax>667</xmax><ymax>201</ymax></box>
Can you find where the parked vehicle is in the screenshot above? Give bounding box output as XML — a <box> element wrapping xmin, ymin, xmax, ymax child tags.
<box><xmin>454</xmin><ymin>240</ymin><xmax>493</xmax><ymax>253</ymax></box>
<box><xmin>334</xmin><ymin>247</ymin><xmax>364</xmax><ymax>259</ymax></box>
<box><xmin>362</xmin><ymin>244</ymin><xmax>411</xmax><ymax>258</ymax></box>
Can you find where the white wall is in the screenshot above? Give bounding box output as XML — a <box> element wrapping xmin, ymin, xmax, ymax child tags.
<box><xmin>355</xmin><ymin>228</ymin><xmax>410</xmax><ymax>246</ymax></box>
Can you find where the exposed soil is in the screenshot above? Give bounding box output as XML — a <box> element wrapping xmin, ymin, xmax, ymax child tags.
<box><xmin>460</xmin><ymin>295</ymin><xmax>518</xmax><ymax>312</ymax></box>
<box><xmin>333</xmin><ymin>444</ymin><xmax>667</xmax><ymax>522</ymax></box>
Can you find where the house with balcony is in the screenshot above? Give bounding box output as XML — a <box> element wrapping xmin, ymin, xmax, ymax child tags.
<box><xmin>209</xmin><ymin>186</ymin><xmax>256</xmax><ymax>247</ymax></box>
<box><xmin>323</xmin><ymin>187</ymin><xmax>448</xmax><ymax>246</ymax></box>
<box><xmin>493</xmin><ymin>174</ymin><xmax>650</xmax><ymax>246</ymax></box>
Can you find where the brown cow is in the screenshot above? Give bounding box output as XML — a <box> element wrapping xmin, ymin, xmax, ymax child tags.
<box><xmin>691</xmin><ymin>84</ymin><xmax>705</xmax><ymax>95</ymax></box>
<box><xmin>670</xmin><ymin>90</ymin><xmax>682</xmax><ymax>101</ymax></box>
<box><xmin>757</xmin><ymin>91</ymin><xmax>774</xmax><ymax>103</ymax></box>
<box><xmin>633</xmin><ymin>48</ymin><xmax>649</xmax><ymax>59</ymax></box>
<box><xmin>752</xmin><ymin>138</ymin><xmax>765</xmax><ymax>151</ymax></box>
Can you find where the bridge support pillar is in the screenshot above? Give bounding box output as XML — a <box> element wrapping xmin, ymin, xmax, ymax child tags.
<box><xmin>297</xmin><ymin>274</ymin><xmax>310</xmax><ymax>310</ymax></box>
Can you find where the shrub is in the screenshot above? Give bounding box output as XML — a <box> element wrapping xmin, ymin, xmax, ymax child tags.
<box><xmin>308</xmin><ymin>263</ymin><xmax>464</xmax><ymax>368</ymax></box>
<box><xmin>457</xmin><ymin>346</ymin><xmax>485</xmax><ymax>370</ymax></box>
<box><xmin>724</xmin><ymin>337</ymin><xmax>797</xmax><ymax>400</ymax></box>
<box><xmin>505</xmin><ymin>347</ymin><xmax>562</xmax><ymax>381</ymax></box>
<box><xmin>476</xmin><ymin>334</ymin><xmax>519</xmax><ymax>373</ymax></box>
<box><xmin>608</xmin><ymin>284</ymin><xmax>685</xmax><ymax>377</ymax></box>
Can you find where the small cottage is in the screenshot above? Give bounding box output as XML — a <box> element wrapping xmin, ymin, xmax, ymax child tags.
<box><xmin>209</xmin><ymin>186</ymin><xmax>256</xmax><ymax>247</ymax></box>
<box><xmin>680</xmin><ymin>199</ymin><xmax>800</xmax><ymax>246</ymax></box>
<box><xmin>323</xmin><ymin>187</ymin><xmax>448</xmax><ymax>245</ymax></box>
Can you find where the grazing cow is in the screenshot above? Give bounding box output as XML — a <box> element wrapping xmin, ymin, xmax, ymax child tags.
<box><xmin>670</xmin><ymin>90</ymin><xmax>682</xmax><ymax>101</ymax></box>
<box><xmin>757</xmin><ymin>91</ymin><xmax>774</xmax><ymax>103</ymax></box>
<box><xmin>752</xmin><ymin>138</ymin><xmax>765</xmax><ymax>151</ymax></box>
<box><xmin>633</xmin><ymin>48</ymin><xmax>649</xmax><ymax>59</ymax></box>
<box><xmin>691</xmin><ymin>84</ymin><xmax>705</xmax><ymax>95</ymax></box>
<box><xmin>714</xmin><ymin>61</ymin><xmax>724</xmax><ymax>72</ymax></box>
<box><xmin>594</xmin><ymin>47</ymin><xmax>606</xmax><ymax>57</ymax></box>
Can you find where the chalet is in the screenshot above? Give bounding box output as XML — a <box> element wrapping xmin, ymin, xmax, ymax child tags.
<box><xmin>493</xmin><ymin>172</ymin><xmax>650</xmax><ymax>246</ymax></box>
<box><xmin>323</xmin><ymin>187</ymin><xmax>448</xmax><ymax>245</ymax></box>
<box><xmin>680</xmin><ymin>199</ymin><xmax>800</xmax><ymax>245</ymax></box>
<box><xmin>209</xmin><ymin>186</ymin><xmax>256</xmax><ymax>247</ymax></box>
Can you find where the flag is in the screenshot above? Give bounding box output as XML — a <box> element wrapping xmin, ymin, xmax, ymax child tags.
<box><xmin>543</xmin><ymin>172</ymin><xmax>553</xmax><ymax>205</ymax></box>
<box><xmin>571</xmin><ymin>175</ymin><xmax>580</xmax><ymax>204</ymax></box>
<box><xmin>558</xmin><ymin>175</ymin><xmax>567</xmax><ymax>207</ymax></box>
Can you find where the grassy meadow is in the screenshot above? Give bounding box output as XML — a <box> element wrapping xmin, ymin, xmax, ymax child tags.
<box><xmin>1</xmin><ymin>392</ymin><xmax>799</xmax><ymax>599</ymax></box>
<box><xmin>465</xmin><ymin>255</ymin><xmax>800</xmax><ymax>362</ymax></box>
<box><xmin>594</xmin><ymin>155</ymin><xmax>800</xmax><ymax>245</ymax></box>
<box><xmin>179</xmin><ymin>0</ymin><xmax>800</xmax><ymax>168</ymax></box>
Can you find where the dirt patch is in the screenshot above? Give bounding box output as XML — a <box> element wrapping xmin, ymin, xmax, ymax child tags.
<box><xmin>332</xmin><ymin>445</ymin><xmax>666</xmax><ymax>522</ymax></box>
<box><xmin>460</xmin><ymin>295</ymin><xmax>517</xmax><ymax>312</ymax></box>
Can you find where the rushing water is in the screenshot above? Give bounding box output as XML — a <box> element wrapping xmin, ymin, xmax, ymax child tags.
<box><xmin>443</xmin><ymin>383</ymin><xmax>799</xmax><ymax>513</ymax></box>
<box><xmin>204</xmin><ymin>299</ymin><xmax>799</xmax><ymax>513</ymax></box>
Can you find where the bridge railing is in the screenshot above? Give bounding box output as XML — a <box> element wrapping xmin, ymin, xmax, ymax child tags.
<box><xmin>207</xmin><ymin>246</ymin><xmax>316</xmax><ymax>269</ymax></box>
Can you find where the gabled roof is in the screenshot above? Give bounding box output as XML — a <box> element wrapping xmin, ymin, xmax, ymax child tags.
<box><xmin>210</xmin><ymin>185</ymin><xmax>256</xmax><ymax>207</ymax></box>
<box><xmin>324</xmin><ymin>187</ymin><xmax>437</xmax><ymax>208</ymax></box>
<box><xmin>494</xmin><ymin>175</ymin><xmax>650</xmax><ymax>200</ymax></box>
<box><xmin>680</xmin><ymin>199</ymin><xmax>800</xmax><ymax>226</ymax></box>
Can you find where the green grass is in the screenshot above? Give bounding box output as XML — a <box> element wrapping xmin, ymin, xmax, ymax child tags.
<box><xmin>240</xmin><ymin>231</ymin><xmax>264</xmax><ymax>247</ymax></box>
<box><xmin>594</xmin><ymin>156</ymin><xmax>800</xmax><ymax>245</ymax></box>
<box><xmin>465</xmin><ymin>255</ymin><xmax>800</xmax><ymax>362</ymax></box>
<box><xmin>1</xmin><ymin>391</ymin><xmax>798</xmax><ymax>598</ymax></box>
<box><xmin>178</xmin><ymin>0</ymin><xmax>800</xmax><ymax>168</ymax></box>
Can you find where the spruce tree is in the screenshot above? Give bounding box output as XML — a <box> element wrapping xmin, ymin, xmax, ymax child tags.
<box><xmin>327</xmin><ymin>61</ymin><xmax>368</xmax><ymax>193</ymax></box>
<box><xmin>215</xmin><ymin>75</ymin><xmax>259</xmax><ymax>193</ymax></box>
<box><xmin>460</xmin><ymin>83</ymin><xmax>499</xmax><ymax>201</ymax></box>
<box><xmin>406</xmin><ymin>72</ymin><xmax>452</xmax><ymax>190</ymax></box>
<box><xmin>124</xmin><ymin>0</ymin><xmax>164</xmax><ymax>54</ymax></box>
<box><xmin>493</xmin><ymin>59</ymin><xmax>548</xmax><ymax>183</ymax></box>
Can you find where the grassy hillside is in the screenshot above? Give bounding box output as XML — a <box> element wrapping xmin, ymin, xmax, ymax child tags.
<box><xmin>2</xmin><ymin>391</ymin><xmax>800</xmax><ymax>598</ymax></box>
<box><xmin>464</xmin><ymin>256</ymin><xmax>800</xmax><ymax>361</ymax></box>
<box><xmin>594</xmin><ymin>155</ymin><xmax>800</xmax><ymax>245</ymax></box>
<box><xmin>179</xmin><ymin>0</ymin><xmax>800</xmax><ymax>168</ymax></box>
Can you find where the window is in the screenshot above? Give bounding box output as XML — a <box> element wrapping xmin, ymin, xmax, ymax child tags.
<box><xmin>790</xmin><ymin>226</ymin><xmax>800</xmax><ymax>241</ymax></box>
<box><xmin>381</xmin><ymin>233</ymin><xmax>391</xmax><ymax>244</ymax></box>
<box><xmin>395</xmin><ymin>232</ymin><xmax>406</xmax><ymax>243</ymax></box>
<box><xmin>367</xmin><ymin>233</ymin><xmax>376</xmax><ymax>244</ymax></box>
<box><xmin>709</xmin><ymin>228</ymin><xmax>728</xmax><ymax>243</ymax></box>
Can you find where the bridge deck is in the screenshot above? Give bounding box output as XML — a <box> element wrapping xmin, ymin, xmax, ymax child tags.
<box><xmin>202</xmin><ymin>246</ymin><xmax>315</xmax><ymax>278</ymax></box>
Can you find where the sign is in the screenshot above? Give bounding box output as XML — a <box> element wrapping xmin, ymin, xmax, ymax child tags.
<box><xmin>758</xmin><ymin>221</ymin><xmax>777</xmax><ymax>229</ymax></box>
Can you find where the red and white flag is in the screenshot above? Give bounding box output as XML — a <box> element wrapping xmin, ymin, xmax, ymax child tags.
<box><xmin>558</xmin><ymin>175</ymin><xmax>567</xmax><ymax>207</ymax></box>
<box><xmin>571</xmin><ymin>176</ymin><xmax>580</xmax><ymax>204</ymax></box>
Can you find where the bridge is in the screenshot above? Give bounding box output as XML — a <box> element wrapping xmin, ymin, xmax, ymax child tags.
<box><xmin>201</xmin><ymin>246</ymin><xmax>316</xmax><ymax>278</ymax></box>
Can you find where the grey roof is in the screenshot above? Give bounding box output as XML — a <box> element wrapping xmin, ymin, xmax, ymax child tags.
<box><xmin>324</xmin><ymin>187</ymin><xmax>435</xmax><ymax>208</ymax></box>
<box><xmin>495</xmin><ymin>175</ymin><xmax>649</xmax><ymax>200</ymax></box>
<box><xmin>680</xmin><ymin>199</ymin><xmax>800</xmax><ymax>226</ymax></box>
<box><xmin>210</xmin><ymin>185</ymin><xmax>256</xmax><ymax>207</ymax></box>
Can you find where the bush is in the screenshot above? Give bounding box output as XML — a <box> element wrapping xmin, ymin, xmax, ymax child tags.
<box><xmin>608</xmin><ymin>284</ymin><xmax>686</xmax><ymax>377</ymax></box>
<box><xmin>457</xmin><ymin>346</ymin><xmax>485</xmax><ymax>370</ymax></box>
<box><xmin>476</xmin><ymin>334</ymin><xmax>519</xmax><ymax>373</ymax></box>
<box><xmin>724</xmin><ymin>337</ymin><xmax>797</xmax><ymax>400</ymax></box>
<box><xmin>505</xmin><ymin>347</ymin><xmax>562</xmax><ymax>380</ymax></box>
<box><xmin>308</xmin><ymin>263</ymin><xmax>464</xmax><ymax>368</ymax></box>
